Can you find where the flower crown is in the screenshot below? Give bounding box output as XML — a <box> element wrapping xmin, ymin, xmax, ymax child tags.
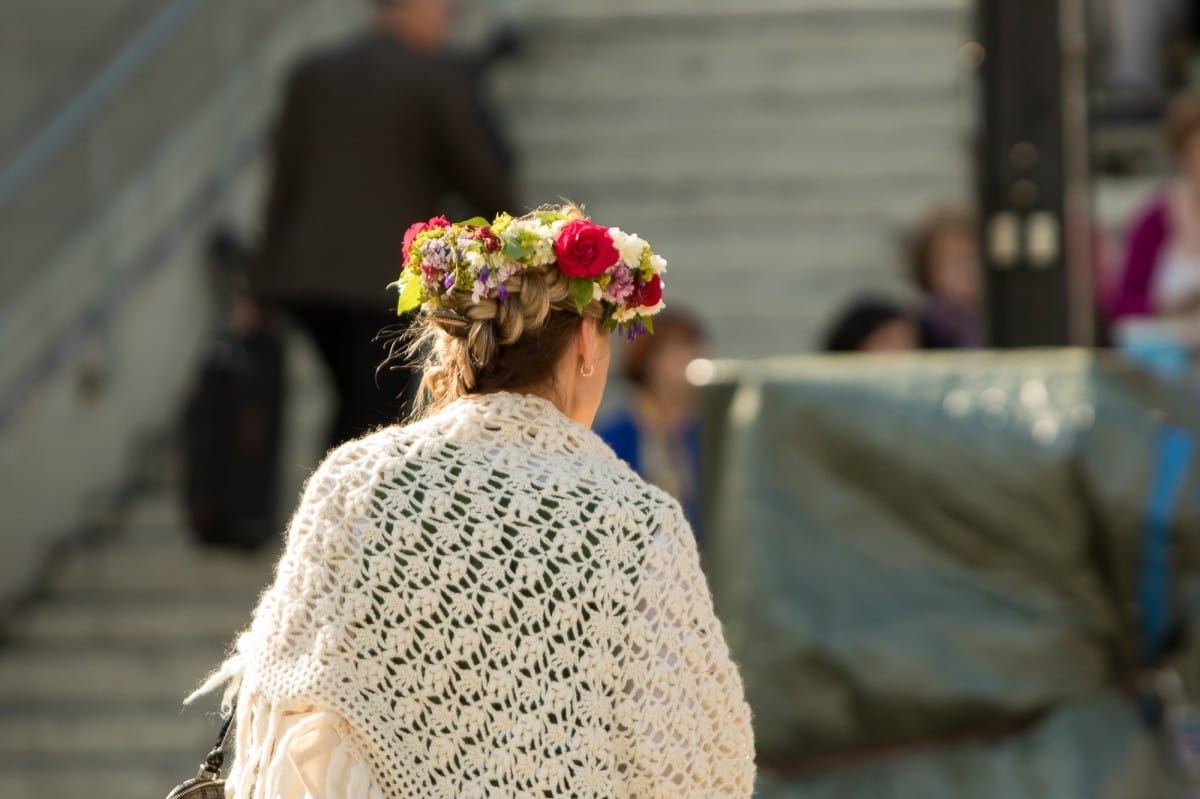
<box><xmin>391</xmin><ymin>207</ymin><xmax>666</xmax><ymax>337</ymax></box>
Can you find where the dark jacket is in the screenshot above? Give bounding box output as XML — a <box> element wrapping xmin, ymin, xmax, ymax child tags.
<box><xmin>253</xmin><ymin>32</ymin><xmax>515</xmax><ymax>310</ymax></box>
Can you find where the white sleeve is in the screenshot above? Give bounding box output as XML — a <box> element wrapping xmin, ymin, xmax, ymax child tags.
<box><xmin>614</xmin><ymin>506</ymin><xmax>756</xmax><ymax>797</ymax></box>
<box><xmin>1152</xmin><ymin>248</ymin><xmax>1200</xmax><ymax>313</ymax></box>
<box><xmin>261</xmin><ymin>711</ymin><xmax>381</xmax><ymax>799</ymax></box>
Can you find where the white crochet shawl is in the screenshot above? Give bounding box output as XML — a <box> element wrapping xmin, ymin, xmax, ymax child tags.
<box><xmin>193</xmin><ymin>391</ymin><xmax>755</xmax><ymax>798</ymax></box>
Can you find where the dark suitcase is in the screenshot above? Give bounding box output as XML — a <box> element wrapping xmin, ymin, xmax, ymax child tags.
<box><xmin>182</xmin><ymin>327</ymin><xmax>284</xmax><ymax>549</ymax></box>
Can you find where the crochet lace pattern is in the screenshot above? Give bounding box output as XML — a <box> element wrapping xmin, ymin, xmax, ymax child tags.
<box><xmin>195</xmin><ymin>391</ymin><xmax>754</xmax><ymax>798</ymax></box>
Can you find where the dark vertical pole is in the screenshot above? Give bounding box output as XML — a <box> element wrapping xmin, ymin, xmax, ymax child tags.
<box><xmin>976</xmin><ymin>0</ymin><xmax>1092</xmax><ymax>347</ymax></box>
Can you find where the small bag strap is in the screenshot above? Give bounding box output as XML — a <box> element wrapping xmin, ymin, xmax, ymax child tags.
<box><xmin>197</xmin><ymin>702</ymin><xmax>237</xmax><ymax>780</ymax></box>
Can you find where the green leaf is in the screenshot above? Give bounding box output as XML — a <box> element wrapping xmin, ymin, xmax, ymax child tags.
<box><xmin>599</xmin><ymin>306</ymin><xmax>617</xmax><ymax>334</ymax></box>
<box><xmin>569</xmin><ymin>278</ymin><xmax>594</xmax><ymax>312</ymax></box>
<box><xmin>641</xmin><ymin>315</ymin><xmax>655</xmax><ymax>335</ymax></box>
<box><xmin>462</xmin><ymin>216</ymin><xmax>489</xmax><ymax>227</ymax></box>
<box><xmin>502</xmin><ymin>237</ymin><xmax>533</xmax><ymax>260</ymax></box>
<box><xmin>395</xmin><ymin>277</ymin><xmax>423</xmax><ymax>315</ymax></box>
<box><xmin>535</xmin><ymin>210</ymin><xmax>565</xmax><ymax>225</ymax></box>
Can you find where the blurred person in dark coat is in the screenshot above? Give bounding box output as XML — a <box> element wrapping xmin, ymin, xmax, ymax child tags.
<box><xmin>252</xmin><ymin>0</ymin><xmax>515</xmax><ymax>447</ymax></box>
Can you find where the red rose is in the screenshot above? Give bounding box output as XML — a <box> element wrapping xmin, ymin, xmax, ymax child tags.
<box><xmin>632</xmin><ymin>273</ymin><xmax>663</xmax><ymax>308</ymax></box>
<box><xmin>475</xmin><ymin>225</ymin><xmax>502</xmax><ymax>253</ymax></box>
<box><xmin>402</xmin><ymin>215</ymin><xmax>451</xmax><ymax>261</ymax></box>
<box><xmin>554</xmin><ymin>219</ymin><xmax>619</xmax><ymax>278</ymax></box>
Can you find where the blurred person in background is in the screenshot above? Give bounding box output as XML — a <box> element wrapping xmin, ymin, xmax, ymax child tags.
<box><xmin>250</xmin><ymin>0</ymin><xmax>515</xmax><ymax>448</ymax></box>
<box><xmin>905</xmin><ymin>206</ymin><xmax>985</xmax><ymax>349</ymax></box>
<box><xmin>1112</xmin><ymin>88</ymin><xmax>1200</xmax><ymax>320</ymax></box>
<box><xmin>822</xmin><ymin>296</ymin><xmax>920</xmax><ymax>353</ymax></box>
<box><xmin>596</xmin><ymin>308</ymin><xmax>708</xmax><ymax>546</ymax></box>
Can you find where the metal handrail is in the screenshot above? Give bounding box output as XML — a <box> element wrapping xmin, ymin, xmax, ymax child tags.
<box><xmin>0</xmin><ymin>0</ymin><xmax>307</xmax><ymax>306</ymax></box>
<box><xmin>0</xmin><ymin>0</ymin><xmax>203</xmax><ymax>216</ymax></box>
<box><xmin>0</xmin><ymin>0</ymin><xmax>157</xmax><ymax>167</ymax></box>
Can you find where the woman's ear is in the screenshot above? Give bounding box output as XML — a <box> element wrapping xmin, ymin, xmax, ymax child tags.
<box><xmin>577</xmin><ymin>318</ymin><xmax>599</xmax><ymax>369</ymax></box>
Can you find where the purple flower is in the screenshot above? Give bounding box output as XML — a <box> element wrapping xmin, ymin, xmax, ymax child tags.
<box><xmin>420</xmin><ymin>240</ymin><xmax>453</xmax><ymax>282</ymax></box>
<box><xmin>604</xmin><ymin>263</ymin><xmax>635</xmax><ymax>304</ymax></box>
<box><xmin>497</xmin><ymin>285</ymin><xmax>509</xmax><ymax>300</ymax></box>
<box><xmin>480</xmin><ymin>266</ymin><xmax>490</xmax><ymax>284</ymax></box>
<box><xmin>443</xmin><ymin>274</ymin><xmax>455</xmax><ymax>289</ymax></box>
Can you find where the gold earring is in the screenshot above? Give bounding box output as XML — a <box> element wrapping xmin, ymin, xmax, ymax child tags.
<box><xmin>580</xmin><ymin>363</ymin><xmax>595</xmax><ymax>378</ymax></box>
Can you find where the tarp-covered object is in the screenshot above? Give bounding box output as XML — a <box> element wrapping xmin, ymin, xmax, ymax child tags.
<box><xmin>698</xmin><ymin>350</ymin><xmax>1200</xmax><ymax>796</ymax></box>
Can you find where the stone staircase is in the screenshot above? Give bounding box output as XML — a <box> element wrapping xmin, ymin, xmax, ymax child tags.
<box><xmin>0</xmin><ymin>475</ymin><xmax>273</xmax><ymax>796</ymax></box>
<box><xmin>0</xmin><ymin>2</ymin><xmax>972</xmax><ymax>797</ymax></box>
<box><xmin>0</xmin><ymin>330</ymin><xmax>329</xmax><ymax>798</ymax></box>
<box><xmin>0</xmin><ymin>0</ymin><xmax>167</xmax><ymax>162</ymax></box>
<box><xmin>496</xmin><ymin>0</ymin><xmax>971</xmax><ymax>355</ymax></box>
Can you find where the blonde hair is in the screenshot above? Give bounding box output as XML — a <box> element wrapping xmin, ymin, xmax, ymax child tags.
<box><xmin>386</xmin><ymin>205</ymin><xmax>603</xmax><ymax>416</ymax></box>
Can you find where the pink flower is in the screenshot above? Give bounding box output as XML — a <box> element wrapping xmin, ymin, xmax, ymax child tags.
<box><xmin>402</xmin><ymin>215</ymin><xmax>451</xmax><ymax>261</ymax></box>
<box><xmin>474</xmin><ymin>225</ymin><xmax>502</xmax><ymax>253</ymax></box>
<box><xmin>553</xmin><ymin>219</ymin><xmax>619</xmax><ymax>279</ymax></box>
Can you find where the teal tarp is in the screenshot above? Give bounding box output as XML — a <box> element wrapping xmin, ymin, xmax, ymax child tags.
<box><xmin>699</xmin><ymin>351</ymin><xmax>1200</xmax><ymax>797</ymax></box>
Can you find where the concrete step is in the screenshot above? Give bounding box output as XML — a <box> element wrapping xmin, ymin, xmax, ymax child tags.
<box><xmin>681</xmin><ymin>306</ymin><xmax>883</xmax><ymax>358</ymax></box>
<box><xmin>520</xmin><ymin>92</ymin><xmax>963</xmax><ymax>148</ymax></box>
<box><xmin>511</xmin><ymin>66</ymin><xmax>958</xmax><ymax>108</ymax></box>
<box><xmin>669</xmin><ymin>271</ymin><xmax>905</xmax><ymax>330</ymax></box>
<box><xmin>522</xmin><ymin>133</ymin><xmax>959</xmax><ymax>184</ymax></box>
<box><xmin>0</xmin><ymin>642</ymin><xmax>230</xmax><ymax>704</ymax></box>
<box><xmin>0</xmin><ymin>758</ymin><xmax>200</xmax><ymax>799</ymax></box>
<box><xmin>12</xmin><ymin>594</ymin><xmax>255</xmax><ymax>646</ymax></box>
<box><xmin>508</xmin><ymin>101</ymin><xmax>962</xmax><ymax>150</ymax></box>
<box><xmin>662</xmin><ymin>249</ymin><xmax>899</xmax><ymax>294</ymax></box>
<box><xmin>522</xmin><ymin>172</ymin><xmax>962</xmax><ymax>218</ymax></box>
<box><xmin>516</xmin><ymin>24</ymin><xmax>963</xmax><ymax>75</ymax></box>
<box><xmin>45</xmin><ymin>540</ymin><xmax>275</xmax><ymax>598</ymax></box>
<box><xmin>506</xmin><ymin>77</ymin><xmax>960</xmax><ymax>127</ymax></box>
<box><xmin>520</xmin><ymin>170</ymin><xmax>964</xmax><ymax>220</ymax></box>
<box><xmin>516</xmin><ymin>28</ymin><xmax>963</xmax><ymax>81</ymax></box>
<box><xmin>0</xmin><ymin>701</ymin><xmax>219</xmax><ymax>758</ymax></box>
<box><xmin>520</xmin><ymin>182</ymin><xmax>965</xmax><ymax>232</ymax></box>
<box><xmin>497</xmin><ymin>15</ymin><xmax>965</xmax><ymax>105</ymax></box>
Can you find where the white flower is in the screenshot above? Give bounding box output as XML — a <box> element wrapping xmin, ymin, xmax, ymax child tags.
<box><xmin>464</xmin><ymin>249</ymin><xmax>487</xmax><ymax>271</ymax></box>
<box><xmin>612</xmin><ymin>306</ymin><xmax>638</xmax><ymax>324</ymax></box>
<box><xmin>612</xmin><ymin>296</ymin><xmax>665</xmax><ymax>325</ymax></box>
<box><xmin>509</xmin><ymin>219</ymin><xmax>557</xmax><ymax>266</ymax></box>
<box><xmin>648</xmin><ymin>253</ymin><xmax>667</xmax><ymax>274</ymax></box>
<box><xmin>609</xmin><ymin>227</ymin><xmax>646</xmax><ymax>267</ymax></box>
<box><xmin>530</xmin><ymin>239</ymin><xmax>556</xmax><ymax>267</ymax></box>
